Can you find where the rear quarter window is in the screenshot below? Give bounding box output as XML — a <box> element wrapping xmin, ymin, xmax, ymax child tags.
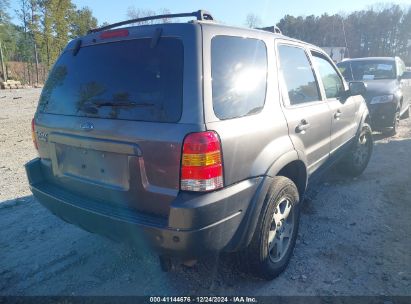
<box><xmin>211</xmin><ymin>36</ymin><xmax>267</xmax><ymax>120</ymax></box>
<box><xmin>39</xmin><ymin>38</ymin><xmax>184</xmax><ymax>123</ymax></box>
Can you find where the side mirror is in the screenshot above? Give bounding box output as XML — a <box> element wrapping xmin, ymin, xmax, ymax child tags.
<box><xmin>400</xmin><ymin>71</ymin><xmax>411</xmax><ymax>80</ymax></box>
<box><xmin>349</xmin><ymin>81</ymin><xmax>367</xmax><ymax>96</ymax></box>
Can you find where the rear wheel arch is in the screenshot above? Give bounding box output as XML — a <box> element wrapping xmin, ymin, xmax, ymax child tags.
<box><xmin>276</xmin><ymin>160</ymin><xmax>307</xmax><ymax>200</ymax></box>
<box><xmin>266</xmin><ymin>151</ymin><xmax>307</xmax><ymax>199</ymax></box>
<box><xmin>238</xmin><ymin>175</ymin><xmax>301</xmax><ymax>280</ymax></box>
<box><xmin>232</xmin><ymin>154</ymin><xmax>307</xmax><ymax>251</ymax></box>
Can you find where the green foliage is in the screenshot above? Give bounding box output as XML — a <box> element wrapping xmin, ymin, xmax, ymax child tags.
<box><xmin>71</xmin><ymin>7</ymin><xmax>97</xmax><ymax>37</ymax></box>
<box><xmin>0</xmin><ymin>0</ymin><xmax>10</xmax><ymax>24</ymax></box>
<box><xmin>2</xmin><ymin>3</ymin><xmax>411</xmax><ymax>84</ymax></box>
<box><xmin>0</xmin><ymin>0</ymin><xmax>98</xmax><ymax>82</ymax></box>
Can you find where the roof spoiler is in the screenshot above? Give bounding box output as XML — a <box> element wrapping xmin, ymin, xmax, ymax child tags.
<box><xmin>88</xmin><ymin>10</ymin><xmax>214</xmax><ymax>34</ymax></box>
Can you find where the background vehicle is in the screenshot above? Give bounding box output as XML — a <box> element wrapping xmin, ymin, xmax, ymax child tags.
<box><xmin>338</xmin><ymin>57</ymin><xmax>411</xmax><ymax>135</ymax></box>
<box><xmin>26</xmin><ymin>10</ymin><xmax>373</xmax><ymax>280</ymax></box>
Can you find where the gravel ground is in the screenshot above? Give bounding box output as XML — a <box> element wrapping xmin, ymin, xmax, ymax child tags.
<box><xmin>0</xmin><ymin>88</ymin><xmax>410</xmax><ymax>296</ymax></box>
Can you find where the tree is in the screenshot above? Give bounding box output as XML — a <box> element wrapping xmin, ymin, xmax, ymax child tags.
<box><xmin>126</xmin><ymin>7</ymin><xmax>156</xmax><ymax>24</ymax></box>
<box><xmin>16</xmin><ymin>0</ymin><xmax>32</xmax><ymax>82</ymax></box>
<box><xmin>71</xmin><ymin>7</ymin><xmax>97</xmax><ymax>37</ymax></box>
<box><xmin>245</xmin><ymin>13</ymin><xmax>261</xmax><ymax>28</ymax></box>
<box><xmin>0</xmin><ymin>0</ymin><xmax>22</xmax><ymax>80</ymax></box>
<box><xmin>126</xmin><ymin>7</ymin><xmax>172</xmax><ymax>24</ymax></box>
<box><xmin>0</xmin><ymin>0</ymin><xmax>99</xmax><ymax>84</ymax></box>
<box><xmin>51</xmin><ymin>0</ymin><xmax>75</xmax><ymax>55</ymax></box>
<box><xmin>276</xmin><ymin>4</ymin><xmax>411</xmax><ymax>60</ymax></box>
<box><xmin>28</xmin><ymin>0</ymin><xmax>41</xmax><ymax>83</ymax></box>
<box><xmin>0</xmin><ymin>0</ymin><xmax>9</xmax><ymax>24</ymax></box>
<box><xmin>34</xmin><ymin>0</ymin><xmax>91</xmax><ymax>69</ymax></box>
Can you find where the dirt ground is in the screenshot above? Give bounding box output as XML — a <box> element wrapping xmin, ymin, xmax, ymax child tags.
<box><xmin>0</xmin><ymin>88</ymin><xmax>410</xmax><ymax>296</ymax></box>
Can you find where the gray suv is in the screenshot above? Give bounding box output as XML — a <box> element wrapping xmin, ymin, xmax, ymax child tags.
<box><xmin>25</xmin><ymin>10</ymin><xmax>373</xmax><ymax>280</ymax></box>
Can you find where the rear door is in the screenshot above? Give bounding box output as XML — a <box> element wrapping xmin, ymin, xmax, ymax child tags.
<box><xmin>34</xmin><ymin>25</ymin><xmax>203</xmax><ymax>217</ymax></box>
<box><xmin>310</xmin><ymin>51</ymin><xmax>359</xmax><ymax>153</ymax></box>
<box><xmin>276</xmin><ymin>42</ymin><xmax>331</xmax><ymax>175</ymax></box>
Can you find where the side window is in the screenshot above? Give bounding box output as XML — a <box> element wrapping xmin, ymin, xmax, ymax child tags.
<box><xmin>278</xmin><ymin>45</ymin><xmax>321</xmax><ymax>105</ymax></box>
<box><xmin>211</xmin><ymin>36</ymin><xmax>267</xmax><ymax>120</ymax></box>
<box><xmin>312</xmin><ymin>53</ymin><xmax>344</xmax><ymax>99</ymax></box>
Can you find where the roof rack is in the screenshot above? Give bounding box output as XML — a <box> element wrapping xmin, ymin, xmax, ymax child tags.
<box><xmin>88</xmin><ymin>10</ymin><xmax>214</xmax><ymax>34</ymax></box>
<box><xmin>257</xmin><ymin>26</ymin><xmax>282</xmax><ymax>35</ymax></box>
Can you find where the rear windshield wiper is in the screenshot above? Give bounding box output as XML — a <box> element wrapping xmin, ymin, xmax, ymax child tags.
<box><xmin>91</xmin><ymin>101</ymin><xmax>155</xmax><ymax>108</ymax></box>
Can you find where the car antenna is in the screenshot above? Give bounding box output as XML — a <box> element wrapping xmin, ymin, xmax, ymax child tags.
<box><xmin>150</xmin><ymin>28</ymin><xmax>163</xmax><ymax>48</ymax></box>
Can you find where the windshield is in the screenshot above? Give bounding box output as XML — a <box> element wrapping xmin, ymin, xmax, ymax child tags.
<box><xmin>337</xmin><ymin>60</ymin><xmax>396</xmax><ymax>81</ymax></box>
<box><xmin>39</xmin><ymin>38</ymin><xmax>184</xmax><ymax>123</ymax></box>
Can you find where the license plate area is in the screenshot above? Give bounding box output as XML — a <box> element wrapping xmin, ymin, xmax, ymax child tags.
<box><xmin>53</xmin><ymin>143</ymin><xmax>130</xmax><ymax>190</ymax></box>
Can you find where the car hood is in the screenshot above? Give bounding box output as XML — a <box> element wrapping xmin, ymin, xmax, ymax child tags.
<box><xmin>363</xmin><ymin>79</ymin><xmax>399</xmax><ymax>102</ymax></box>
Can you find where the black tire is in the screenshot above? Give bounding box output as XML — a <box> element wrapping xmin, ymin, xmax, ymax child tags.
<box><xmin>338</xmin><ymin>123</ymin><xmax>373</xmax><ymax>177</ymax></box>
<box><xmin>159</xmin><ymin>255</ymin><xmax>173</xmax><ymax>272</ymax></box>
<box><xmin>238</xmin><ymin>176</ymin><xmax>300</xmax><ymax>280</ymax></box>
<box><xmin>402</xmin><ymin>105</ymin><xmax>409</xmax><ymax>119</ymax></box>
<box><xmin>383</xmin><ymin>109</ymin><xmax>400</xmax><ymax>136</ymax></box>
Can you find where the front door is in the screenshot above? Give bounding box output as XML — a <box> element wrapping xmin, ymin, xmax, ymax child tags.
<box><xmin>310</xmin><ymin>51</ymin><xmax>360</xmax><ymax>154</ymax></box>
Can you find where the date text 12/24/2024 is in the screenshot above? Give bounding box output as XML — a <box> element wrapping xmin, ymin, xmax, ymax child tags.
<box><xmin>149</xmin><ymin>297</ymin><xmax>258</xmax><ymax>303</ymax></box>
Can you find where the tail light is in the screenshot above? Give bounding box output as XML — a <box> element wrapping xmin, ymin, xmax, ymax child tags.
<box><xmin>180</xmin><ymin>131</ymin><xmax>224</xmax><ymax>192</ymax></box>
<box><xmin>31</xmin><ymin>118</ymin><xmax>38</xmax><ymax>150</ymax></box>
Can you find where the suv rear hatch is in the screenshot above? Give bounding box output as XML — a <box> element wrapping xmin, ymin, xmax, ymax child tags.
<box><xmin>34</xmin><ymin>24</ymin><xmax>203</xmax><ymax>217</ymax></box>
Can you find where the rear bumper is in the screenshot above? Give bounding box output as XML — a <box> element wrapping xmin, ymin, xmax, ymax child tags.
<box><xmin>26</xmin><ymin>158</ymin><xmax>262</xmax><ymax>258</ymax></box>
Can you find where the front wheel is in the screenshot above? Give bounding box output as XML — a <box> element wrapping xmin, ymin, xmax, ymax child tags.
<box><xmin>338</xmin><ymin>123</ymin><xmax>373</xmax><ymax>177</ymax></box>
<box><xmin>402</xmin><ymin>105</ymin><xmax>409</xmax><ymax>119</ymax></box>
<box><xmin>383</xmin><ymin>109</ymin><xmax>400</xmax><ymax>136</ymax></box>
<box><xmin>238</xmin><ymin>176</ymin><xmax>300</xmax><ymax>280</ymax></box>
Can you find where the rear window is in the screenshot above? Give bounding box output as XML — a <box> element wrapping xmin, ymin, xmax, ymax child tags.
<box><xmin>211</xmin><ymin>36</ymin><xmax>267</xmax><ymax>120</ymax></box>
<box><xmin>39</xmin><ymin>38</ymin><xmax>184</xmax><ymax>122</ymax></box>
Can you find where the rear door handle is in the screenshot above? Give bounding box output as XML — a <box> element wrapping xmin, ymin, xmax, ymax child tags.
<box><xmin>296</xmin><ymin>119</ymin><xmax>310</xmax><ymax>133</ymax></box>
<box><xmin>334</xmin><ymin>110</ymin><xmax>342</xmax><ymax>119</ymax></box>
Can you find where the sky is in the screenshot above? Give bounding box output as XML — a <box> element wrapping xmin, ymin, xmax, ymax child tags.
<box><xmin>8</xmin><ymin>0</ymin><xmax>411</xmax><ymax>27</ymax></box>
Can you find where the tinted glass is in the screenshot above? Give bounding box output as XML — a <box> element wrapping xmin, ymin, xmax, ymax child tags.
<box><xmin>337</xmin><ymin>60</ymin><xmax>396</xmax><ymax>81</ymax></box>
<box><xmin>39</xmin><ymin>38</ymin><xmax>184</xmax><ymax>122</ymax></box>
<box><xmin>278</xmin><ymin>45</ymin><xmax>321</xmax><ymax>105</ymax></box>
<box><xmin>211</xmin><ymin>36</ymin><xmax>267</xmax><ymax>120</ymax></box>
<box><xmin>312</xmin><ymin>54</ymin><xmax>344</xmax><ymax>99</ymax></box>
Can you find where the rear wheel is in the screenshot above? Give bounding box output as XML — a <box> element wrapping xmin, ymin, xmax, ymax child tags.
<box><xmin>338</xmin><ymin>123</ymin><xmax>373</xmax><ymax>177</ymax></box>
<box><xmin>238</xmin><ymin>176</ymin><xmax>300</xmax><ymax>280</ymax></box>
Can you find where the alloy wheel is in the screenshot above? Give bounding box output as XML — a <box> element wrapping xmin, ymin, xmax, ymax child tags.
<box><xmin>268</xmin><ymin>198</ymin><xmax>295</xmax><ymax>263</ymax></box>
<box><xmin>352</xmin><ymin>131</ymin><xmax>371</xmax><ymax>168</ymax></box>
